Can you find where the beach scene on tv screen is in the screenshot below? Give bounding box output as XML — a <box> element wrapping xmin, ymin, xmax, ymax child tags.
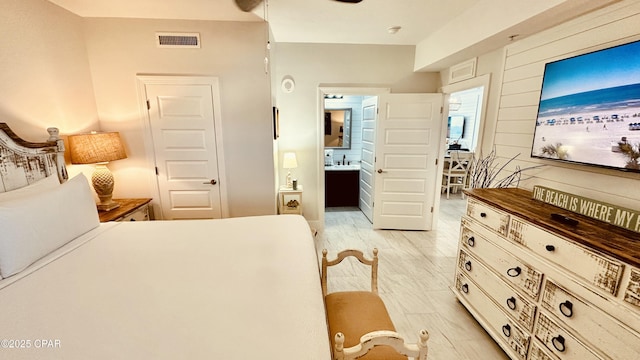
<box><xmin>532</xmin><ymin>40</ymin><xmax>640</xmax><ymax>171</ymax></box>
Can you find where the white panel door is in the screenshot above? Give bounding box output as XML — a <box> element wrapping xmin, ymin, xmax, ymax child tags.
<box><xmin>145</xmin><ymin>83</ymin><xmax>222</xmax><ymax>219</ymax></box>
<box><xmin>359</xmin><ymin>96</ymin><xmax>378</xmax><ymax>223</ymax></box>
<box><xmin>372</xmin><ymin>94</ymin><xmax>443</xmax><ymax>230</ymax></box>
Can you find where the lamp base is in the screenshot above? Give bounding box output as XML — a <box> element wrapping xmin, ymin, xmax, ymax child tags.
<box><xmin>92</xmin><ymin>163</ymin><xmax>120</xmax><ymax>212</ymax></box>
<box><xmin>286</xmin><ymin>170</ymin><xmax>293</xmax><ymax>189</ymax></box>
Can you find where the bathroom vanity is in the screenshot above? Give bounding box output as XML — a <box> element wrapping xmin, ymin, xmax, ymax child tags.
<box><xmin>325</xmin><ymin>165</ymin><xmax>360</xmax><ymax>207</ymax></box>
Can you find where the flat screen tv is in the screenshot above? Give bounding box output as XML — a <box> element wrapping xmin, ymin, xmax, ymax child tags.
<box><xmin>447</xmin><ymin>115</ymin><xmax>465</xmax><ymax>140</ymax></box>
<box><xmin>531</xmin><ymin>40</ymin><xmax>640</xmax><ymax>173</ymax></box>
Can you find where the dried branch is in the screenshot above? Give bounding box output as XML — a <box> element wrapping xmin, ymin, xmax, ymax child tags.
<box><xmin>469</xmin><ymin>148</ymin><xmax>544</xmax><ymax>189</ymax></box>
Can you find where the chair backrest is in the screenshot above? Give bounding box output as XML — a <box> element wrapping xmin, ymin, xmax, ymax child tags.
<box><xmin>334</xmin><ymin>330</ymin><xmax>429</xmax><ymax>360</ymax></box>
<box><xmin>445</xmin><ymin>151</ymin><xmax>473</xmax><ymax>174</ymax></box>
<box><xmin>321</xmin><ymin>248</ymin><xmax>378</xmax><ymax>297</ymax></box>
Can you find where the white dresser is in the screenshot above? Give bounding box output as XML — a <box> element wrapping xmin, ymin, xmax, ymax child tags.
<box><xmin>454</xmin><ymin>188</ymin><xmax>640</xmax><ymax>360</ymax></box>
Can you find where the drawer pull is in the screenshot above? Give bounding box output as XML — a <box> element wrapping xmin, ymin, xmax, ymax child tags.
<box><xmin>545</xmin><ymin>245</ymin><xmax>556</xmax><ymax>252</ymax></box>
<box><xmin>464</xmin><ymin>261</ymin><xmax>472</xmax><ymax>272</ymax></box>
<box><xmin>559</xmin><ymin>301</ymin><xmax>574</xmax><ymax>318</ymax></box>
<box><xmin>506</xmin><ymin>266</ymin><xmax>522</xmax><ymax>277</ymax></box>
<box><xmin>467</xmin><ymin>236</ymin><xmax>475</xmax><ymax>247</ymax></box>
<box><xmin>480</xmin><ymin>212</ymin><xmax>487</xmax><ymax>218</ymax></box>
<box><xmin>501</xmin><ymin>324</ymin><xmax>511</xmax><ymax>337</ymax></box>
<box><xmin>552</xmin><ymin>335</ymin><xmax>566</xmax><ymax>352</ymax></box>
<box><xmin>461</xmin><ymin>283</ymin><xmax>469</xmax><ymax>294</ymax></box>
<box><xmin>506</xmin><ymin>296</ymin><xmax>517</xmax><ymax>310</ymax></box>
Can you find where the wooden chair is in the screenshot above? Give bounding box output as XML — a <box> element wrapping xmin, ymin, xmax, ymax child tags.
<box><xmin>334</xmin><ymin>330</ymin><xmax>429</xmax><ymax>360</ymax></box>
<box><xmin>442</xmin><ymin>151</ymin><xmax>473</xmax><ymax>199</ymax></box>
<box><xmin>321</xmin><ymin>248</ymin><xmax>379</xmax><ymax>297</ymax></box>
<box><xmin>322</xmin><ymin>249</ymin><xmax>429</xmax><ymax>360</ymax></box>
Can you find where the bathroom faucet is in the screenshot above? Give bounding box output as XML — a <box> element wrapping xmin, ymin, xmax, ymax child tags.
<box><xmin>343</xmin><ymin>155</ymin><xmax>346</xmax><ymax>164</ymax></box>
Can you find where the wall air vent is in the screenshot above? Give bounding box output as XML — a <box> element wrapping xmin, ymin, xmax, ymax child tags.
<box><xmin>448</xmin><ymin>58</ymin><xmax>477</xmax><ymax>84</ymax></box>
<box><xmin>156</xmin><ymin>32</ymin><xmax>200</xmax><ymax>48</ymax></box>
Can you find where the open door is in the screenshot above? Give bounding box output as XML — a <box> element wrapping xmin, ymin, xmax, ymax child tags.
<box><xmin>372</xmin><ymin>93</ymin><xmax>443</xmax><ymax>230</ymax></box>
<box><xmin>359</xmin><ymin>96</ymin><xmax>378</xmax><ymax>223</ymax></box>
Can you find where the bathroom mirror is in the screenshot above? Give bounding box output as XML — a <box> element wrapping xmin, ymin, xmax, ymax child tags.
<box><xmin>324</xmin><ymin>108</ymin><xmax>352</xmax><ymax>149</ymax></box>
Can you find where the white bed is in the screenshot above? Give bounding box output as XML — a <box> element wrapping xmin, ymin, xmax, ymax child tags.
<box><xmin>0</xmin><ymin>123</ymin><xmax>331</xmax><ymax>359</ymax></box>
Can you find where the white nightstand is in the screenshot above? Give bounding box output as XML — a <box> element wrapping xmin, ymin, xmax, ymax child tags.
<box><xmin>278</xmin><ymin>185</ymin><xmax>303</xmax><ymax>215</ymax></box>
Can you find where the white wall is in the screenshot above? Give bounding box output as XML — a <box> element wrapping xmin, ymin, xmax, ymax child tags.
<box><xmin>82</xmin><ymin>18</ymin><xmax>276</xmax><ymax>217</ymax></box>
<box><xmin>0</xmin><ymin>0</ymin><xmax>99</xmax><ymax>139</ymax></box>
<box><xmin>487</xmin><ymin>0</ymin><xmax>640</xmax><ymax>209</ymax></box>
<box><xmin>274</xmin><ymin>43</ymin><xmax>439</xmax><ymax>227</ymax></box>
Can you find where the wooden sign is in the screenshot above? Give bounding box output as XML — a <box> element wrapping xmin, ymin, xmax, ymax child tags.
<box><xmin>532</xmin><ymin>185</ymin><xmax>640</xmax><ymax>234</ymax></box>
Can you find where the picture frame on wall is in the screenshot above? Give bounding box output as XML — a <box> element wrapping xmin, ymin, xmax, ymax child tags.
<box><xmin>273</xmin><ymin>106</ymin><xmax>280</xmax><ymax>140</ymax></box>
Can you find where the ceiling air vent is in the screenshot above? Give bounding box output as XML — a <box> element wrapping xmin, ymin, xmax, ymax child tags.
<box><xmin>156</xmin><ymin>32</ymin><xmax>200</xmax><ymax>49</ymax></box>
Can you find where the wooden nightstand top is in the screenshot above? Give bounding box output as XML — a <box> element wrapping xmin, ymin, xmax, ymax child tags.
<box><xmin>99</xmin><ymin>198</ymin><xmax>152</xmax><ymax>222</ymax></box>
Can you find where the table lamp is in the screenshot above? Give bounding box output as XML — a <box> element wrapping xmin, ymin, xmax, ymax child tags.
<box><xmin>68</xmin><ymin>131</ymin><xmax>127</xmax><ymax>211</ymax></box>
<box><xmin>282</xmin><ymin>152</ymin><xmax>298</xmax><ymax>189</ymax></box>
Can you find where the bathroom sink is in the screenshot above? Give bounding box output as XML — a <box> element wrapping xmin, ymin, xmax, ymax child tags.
<box><xmin>325</xmin><ymin>164</ymin><xmax>361</xmax><ymax>171</ymax></box>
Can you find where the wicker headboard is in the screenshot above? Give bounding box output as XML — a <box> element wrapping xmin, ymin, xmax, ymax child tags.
<box><xmin>0</xmin><ymin>123</ymin><xmax>67</xmax><ymax>193</ymax></box>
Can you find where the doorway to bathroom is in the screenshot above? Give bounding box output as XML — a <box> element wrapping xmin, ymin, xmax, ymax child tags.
<box><xmin>323</xmin><ymin>93</ymin><xmax>378</xmax><ymax>223</ymax></box>
<box><xmin>319</xmin><ymin>87</ymin><xmax>445</xmax><ymax>231</ymax></box>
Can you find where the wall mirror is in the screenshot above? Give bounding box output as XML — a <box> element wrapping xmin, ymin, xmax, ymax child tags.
<box><xmin>324</xmin><ymin>108</ymin><xmax>352</xmax><ymax>149</ymax></box>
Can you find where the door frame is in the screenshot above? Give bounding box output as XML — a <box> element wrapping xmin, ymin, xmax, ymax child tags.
<box><xmin>316</xmin><ymin>86</ymin><xmax>390</xmax><ymax>230</ymax></box>
<box><xmin>136</xmin><ymin>75</ymin><xmax>229</xmax><ymax>219</ymax></box>
<box><xmin>441</xmin><ymin>73</ymin><xmax>492</xmax><ymax>156</ymax></box>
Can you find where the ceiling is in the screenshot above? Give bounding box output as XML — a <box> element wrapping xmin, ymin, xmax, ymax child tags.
<box><xmin>46</xmin><ymin>0</ymin><xmax>619</xmax><ymax>70</ymax></box>
<box><xmin>46</xmin><ymin>0</ymin><xmax>478</xmax><ymax>45</ymax></box>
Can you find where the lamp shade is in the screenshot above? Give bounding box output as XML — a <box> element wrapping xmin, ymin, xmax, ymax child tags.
<box><xmin>68</xmin><ymin>132</ymin><xmax>127</xmax><ymax>164</ymax></box>
<box><xmin>282</xmin><ymin>152</ymin><xmax>298</xmax><ymax>169</ymax></box>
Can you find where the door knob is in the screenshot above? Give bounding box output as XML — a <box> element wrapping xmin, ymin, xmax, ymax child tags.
<box><xmin>203</xmin><ymin>179</ymin><xmax>217</xmax><ymax>185</ymax></box>
<box><xmin>377</xmin><ymin>169</ymin><xmax>387</xmax><ymax>174</ymax></box>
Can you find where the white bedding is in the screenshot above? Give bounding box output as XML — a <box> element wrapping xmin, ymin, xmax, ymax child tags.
<box><xmin>0</xmin><ymin>215</ymin><xmax>330</xmax><ymax>360</ymax></box>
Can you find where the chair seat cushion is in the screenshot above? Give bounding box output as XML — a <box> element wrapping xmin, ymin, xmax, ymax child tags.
<box><xmin>325</xmin><ymin>291</ymin><xmax>407</xmax><ymax>360</ymax></box>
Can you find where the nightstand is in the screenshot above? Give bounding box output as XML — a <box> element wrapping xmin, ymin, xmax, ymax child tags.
<box><xmin>99</xmin><ymin>198</ymin><xmax>153</xmax><ymax>222</ymax></box>
<box><xmin>278</xmin><ymin>186</ymin><xmax>303</xmax><ymax>215</ymax></box>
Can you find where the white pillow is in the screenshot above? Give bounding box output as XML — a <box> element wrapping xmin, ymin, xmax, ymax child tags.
<box><xmin>0</xmin><ymin>175</ymin><xmax>60</xmax><ymax>202</ymax></box>
<box><xmin>0</xmin><ymin>174</ymin><xmax>99</xmax><ymax>278</ymax></box>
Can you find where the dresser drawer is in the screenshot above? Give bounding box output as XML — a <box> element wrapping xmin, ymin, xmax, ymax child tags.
<box><xmin>455</xmin><ymin>273</ymin><xmax>531</xmax><ymax>360</ymax></box>
<box><xmin>460</xmin><ymin>224</ymin><xmax>543</xmax><ymax>300</ymax></box>
<box><xmin>623</xmin><ymin>267</ymin><xmax>640</xmax><ymax>309</ymax></box>
<box><xmin>458</xmin><ymin>249</ymin><xmax>537</xmax><ymax>331</ymax></box>
<box><xmin>534</xmin><ymin>312</ymin><xmax>601</xmax><ymax>360</ymax></box>
<box><xmin>529</xmin><ymin>340</ymin><xmax>556</xmax><ymax>360</ymax></box>
<box><xmin>508</xmin><ymin>216</ymin><xmax>623</xmax><ymax>296</ymax></box>
<box><xmin>466</xmin><ymin>198</ymin><xmax>510</xmax><ymax>236</ymax></box>
<box><xmin>541</xmin><ymin>279</ymin><xmax>640</xmax><ymax>359</ymax></box>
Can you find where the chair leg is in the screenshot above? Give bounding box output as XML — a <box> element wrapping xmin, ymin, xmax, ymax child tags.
<box><xmin>446</xmin><ymin>177</ymin><xmax>450</xmax><ymax>199</ymax></box>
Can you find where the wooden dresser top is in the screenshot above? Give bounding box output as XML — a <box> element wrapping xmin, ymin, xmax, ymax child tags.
<box><xmin>465</xmin><ymin>188</ymin><xmax>640</xmax><ymax>268</ymax></box>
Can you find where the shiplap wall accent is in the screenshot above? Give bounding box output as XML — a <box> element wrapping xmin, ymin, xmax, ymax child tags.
<box><xmin>325</xmin><ymin>95</ymin><xmax>364</xmax><ymax>164</ymax></box>
<box><xmin>491</xmin><ymin>0</ymin><xmax>640</xmax><ymax>210</ymax></box>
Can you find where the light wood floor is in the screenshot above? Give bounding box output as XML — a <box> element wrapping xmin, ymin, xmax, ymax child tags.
<box><xmin>318</xmin><ymin>193</ymin><xmax>509</xmax><ymax>360</ymax></box>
